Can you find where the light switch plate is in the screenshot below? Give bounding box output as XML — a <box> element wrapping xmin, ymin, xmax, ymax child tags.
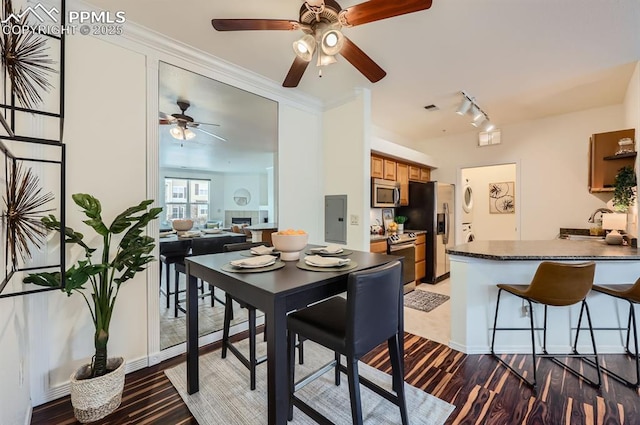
<box><xmin>350</xmin><ymin>214</ymin><xmax>359</xmax><ymax>225</ymax></box>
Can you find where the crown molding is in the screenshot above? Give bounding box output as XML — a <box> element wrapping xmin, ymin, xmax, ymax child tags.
<box><xmin>70</xmin><ymin>0</ymin><xmax>323</xmax><ymax>112</ymax></box>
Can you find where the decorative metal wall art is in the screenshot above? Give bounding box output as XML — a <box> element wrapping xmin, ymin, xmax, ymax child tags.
<box><xmin>489</xmin><ymin>181</ymin><xmax>515</xmax><ymax>214</ymax></box>
<box><xmin>0</xmin><ymin>0</ymin><xmax>65</xmax><ymax>298</ymax></box>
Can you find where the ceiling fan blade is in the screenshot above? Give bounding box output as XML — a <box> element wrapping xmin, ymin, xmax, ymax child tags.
<box><xmin>188</xmin><ymin>121</ymin><xmax>220</xmax><ymax>128</ymax></box>
<box><xmin>212</xmin><ymin>19</ymin><xmax>299</xmax><ymax>31</ymax></box>
<box><xmin>340</xmin><ymin>0</ymin><xmax>432</xmax><ymax>27</ymax></box>
<box><xmin>339</xmin><ymin>37</ymin><xmax>386</xmax><ymax>83</ymax></box>
<box><xmin>283</xmin><ymin>56</ymin><xmax>310</xmax><ymax>88</ymax></box>
<box><xmin>195</xmin><ymin>127</ymin><xmax>227</xmax><ymax>142</ymax></box>
<box><xmin>159</xmin><ymin>111</ymin><xmax>176</xmax><ymax>123</ymax></box>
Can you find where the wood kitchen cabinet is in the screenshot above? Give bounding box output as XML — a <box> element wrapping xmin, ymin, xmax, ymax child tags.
<box><xmin>415</xmin><ymin>233</ymin><xmax>426</xmax><ymax>281</ymax></box>
<box><xmin>371</xmin><ymin>155</ymin><xmax>384</xmax><ymax>179</ymax></box>
<box><xmin>396</xmin><ymin>163</ymin><xmax>409</xmax><ymax>206</ymax></box>
<box><xmin>588</xmin><ymin>129</ymin><xmax>636</xmax><ymax>193</ymax></box>
<box><xmin>420</xmin><ymin>167</ymin><xmax>431</xmax><ymax>182</ymax></box>
<box><xmin>383</xmin><ymin>159</ymin><xmax>397</xmax><ymax>180</ymax></box>
<box><xmin>409</xmin><ymin>165</ymin><xmax>421</xmax><ymax>181</ymax></box>
<box><xmin>370</xmin><ymin>240</ymin><xmax>387</xmax><ymax>254</ymax></box>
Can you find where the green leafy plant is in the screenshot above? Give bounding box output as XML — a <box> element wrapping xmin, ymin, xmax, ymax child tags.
<box><xmin>394</xmin><ymin>215</ymin><xmax>408</xmax><ymax>224</ymax></box>
<box><xmin>24</xmin><ymin>194</ymin><xmax>161</xmax><ymax>378</ymax></box>
<box><xmin>612</xmin><ymin>165</ymin><xmax>637</xmax><ymax>212</ymax></box>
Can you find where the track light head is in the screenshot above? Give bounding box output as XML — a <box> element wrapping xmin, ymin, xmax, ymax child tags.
<box><xmin>456</xmin><ymin>97</ymin><xmax>472</xmax><ymax>115</ymax></box>
<box><xmin>470</xmin><ymin>105</ymin><xmax>483</xmax><ymax>122</ymax></box>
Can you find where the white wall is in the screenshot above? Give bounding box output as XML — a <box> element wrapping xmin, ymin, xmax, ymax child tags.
<box><xmin>623</xmin><ymin>61</ymin><xmax>639</xmax><ymax>237</ymax></box>
<box><xmin>414</xmin><ymin>104</ymin><xmax>625</xmax><ymax>240</ymax></box>
<box><xmin>224</xmin><ymin>173</ymin><xmax>264</xmax><ymax>210</ymax></box>
<box><xmin>461</xmin><ymin>164</ymin><xmax>517</xmax><ymax>242</ymax></box>
<box><xmin>323</xmin><ymin>90</ymin><xmax>371</xmax><ymax>250</ymax></box>
<box><xmin>0</xmin><ymin>297</ymin><xmax>30</xmax><ymax>425</ymax></box>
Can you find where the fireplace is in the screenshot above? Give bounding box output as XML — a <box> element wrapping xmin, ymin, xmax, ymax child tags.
<box><xmin>232</xmin><ymin>217</ymin><xmax>252</xmax><ymax>226</ymax></box>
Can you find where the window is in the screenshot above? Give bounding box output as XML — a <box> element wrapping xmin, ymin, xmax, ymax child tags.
<box><xmin>164</xmin><ymin>178</ymin><xmax>210</xmax><ymax>226</ymax></box>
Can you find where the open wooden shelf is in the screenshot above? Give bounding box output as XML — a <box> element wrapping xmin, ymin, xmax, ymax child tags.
<box><xmin>603</xmin><ymin>152</ymin><xmax>637</xmax><ymax>160</ymax></box>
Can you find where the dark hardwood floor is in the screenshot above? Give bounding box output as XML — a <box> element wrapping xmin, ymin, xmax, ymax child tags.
<box><xmin>32</xmin><ymin>332</ymin><xmax>639</xmax><ymax>424</ymax></box>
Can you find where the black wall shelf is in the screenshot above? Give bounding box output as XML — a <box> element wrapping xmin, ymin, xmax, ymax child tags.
<box><xmin>603</xmin><ymin>152</ymin><xmax>637</xmax><ymax>161</ymax></box>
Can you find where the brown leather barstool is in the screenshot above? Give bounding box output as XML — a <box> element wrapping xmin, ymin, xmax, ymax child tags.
<box><xmin>582</xmin><ymin>277</ymin><xmax>640</xmax><ymax>388</ymax></box>
<box><xmin>286</xmin><ymin>261</ymin><xmax>408</xmax><ymax>425</ymax></box>
<box><xmin>490</xmin><ymin>261</ymin><xmax>601</xmax><ymax>390</ymax></box>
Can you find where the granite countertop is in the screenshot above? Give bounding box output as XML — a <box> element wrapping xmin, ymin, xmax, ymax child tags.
<box><xmin>447</xmin><ymin>239</ymin><xmax>640</xmax><ymax>260</ymax></box>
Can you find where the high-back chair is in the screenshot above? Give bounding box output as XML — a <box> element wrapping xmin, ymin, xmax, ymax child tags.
<box><xmin>286</xmin><ymin>261</ymin><xmax>408</xmax><ymax>425</ymax></box>
<box><xmin>159</xmin><ymin>239</ymin><xmax>191</xmax><ymax>310</ymax></box>
<box><xmin>173</xmin><ymin>235</ymin><xmax>246</xmax><ymax>316</ymax></box>
<box><xmin>490</xmin><ymin>261</ymin><xmax>601</xmax><ymax>390</ymax></box>
<box><xmin>583</xmin><ymin>277</ymin><xmax>640</xmax><ymax>388</ymax></box>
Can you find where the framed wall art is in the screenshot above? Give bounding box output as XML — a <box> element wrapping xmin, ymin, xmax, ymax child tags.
<box><xmin>489</xmin><ymin>181</ymin><xmax>515</xmax><ymax>214</ymax></box>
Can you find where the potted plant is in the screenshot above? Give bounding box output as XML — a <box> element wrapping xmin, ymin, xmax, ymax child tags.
<box><xmin>24</xmin><ymin>194</ymin><xmax>161</xmax><ymax>423</ymax></box>
<box><xmin>612</xmin><ymin>165</ymin><xmax>637</xmax><ymax>212</ymax></box>
<box><xmin>394</xmin><ymin>215</ymin><xmax>408</xmax><ymax>234</ymax></box>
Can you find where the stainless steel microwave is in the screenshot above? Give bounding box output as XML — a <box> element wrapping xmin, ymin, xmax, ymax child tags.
<box><xmin>371</xmin><ymin>178</ymin><xmax>401</xmax><ymax>208</ymax></box>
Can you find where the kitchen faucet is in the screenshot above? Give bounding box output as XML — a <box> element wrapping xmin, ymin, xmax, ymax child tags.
<box><xmin>588</xmin><ymin>208</ymin><xmax>614</xmax><ymax>223</ymax></box>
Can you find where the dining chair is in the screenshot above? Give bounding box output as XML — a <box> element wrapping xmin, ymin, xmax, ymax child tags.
<box><xmin>220</xmin><ymin>241</ymin><xmax>306</xmax><ymax>390</ymax></box>
<box><xmin>286</xmin><ymin>260</ymin><xmax>408</xmax><ymax>425</ymax></box>
<box><xmin>159</xmin><ymin>240</ymin><xmax>191</xmax><ymax>310</ymax></box>
<box><xmin>174</xmin><ymin>235</ymin><xmax>245</xmax><ymax>316</ymax></box>
<box><xmin>490</xmin><ymin>261</ymin><xmax>601</xmax><ymax>390</ymax></box>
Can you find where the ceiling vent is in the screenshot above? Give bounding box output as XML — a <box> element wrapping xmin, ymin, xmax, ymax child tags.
<box><xmin>478</xmin><ymin>129</ymin><xmax>501</xmax><ymax>147</ymax></box>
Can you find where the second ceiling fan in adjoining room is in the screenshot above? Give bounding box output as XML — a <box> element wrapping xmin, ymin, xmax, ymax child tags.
<box><xmin>211</xmin><ymin>0</ymin><xmax>433</xmax><ymax>87</ymax></box>
<box><xmin>159</xmin><ymin>100</ymin><xmax>227</xmax><ymax>145</ymax></box>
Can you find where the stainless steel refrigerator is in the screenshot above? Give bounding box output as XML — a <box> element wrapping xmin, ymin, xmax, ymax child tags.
<box><xmin>397</xmin><ymin>181</ymin><xmax>455</xmax><ymax>284</ymax></box>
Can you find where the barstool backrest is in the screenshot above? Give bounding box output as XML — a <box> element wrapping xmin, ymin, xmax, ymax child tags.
<box><xmin>526</xmin><ymin>261</ymin><xmax>596</xmax><ymax>306</ymax></box>
<box><xmin>159</xmin><ymin>239</ymin><xmax>191</xmax><ymax>257</ymax></box>
<box><xmin>346</xmin><ymin>261</ymin><xmax>402</xmax><ymax>358</ymax></box>
<box><xmin>627</xmin><ymin>277</ymin><xmax>640</xmax><ymax>302</ymax></box>
<box><xmin>191</xmin><ymin>235</ymin><xmax>245</xmax><ymax>255</ymax></box>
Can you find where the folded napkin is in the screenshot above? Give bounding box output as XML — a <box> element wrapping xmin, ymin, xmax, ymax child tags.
<box><xmin>310</xmin><ymin>244</ymin><xmax>344</xmax><ymax>254</ymax></box>
<box><xmin>250</xmin><ymin>245</ymin><xmax>275</xmax><ymax>255</ymax></box>
<box><xmin>304</xmin><ymin>255</ymin><xmax>351</xmax><ymax>267</ymax></box>
<box><xmin>179</xmin><ymin>231</ymin><xmax>201</xmax><ymax>238</ymax></box>
<box><xmin>230</xmin><ymin>255</ymin><xmax>276</xmax><ymax>268</ymax></box>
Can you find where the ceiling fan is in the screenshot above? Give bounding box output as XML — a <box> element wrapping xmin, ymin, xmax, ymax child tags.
<box><xmin>211</xmin><ymin>0</ymin><xmax>433</xmax><ymax>87</ymax></box>
<box><xmin>159</xmin><ymin>100</ymin><xmax>227</xmax><ymax>143</ymax></box>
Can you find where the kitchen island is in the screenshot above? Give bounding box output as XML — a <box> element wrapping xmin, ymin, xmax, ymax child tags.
<box><xmin>447</xmin><ymin>239</ymin><xmax>640</xmax><ymax>354</ymax></box>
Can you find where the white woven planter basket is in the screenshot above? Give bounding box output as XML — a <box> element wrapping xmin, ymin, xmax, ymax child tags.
<box><xmin>70</xmin><ymin>357</ymin><xmax>125</xmax><ymax>423</ymax></box>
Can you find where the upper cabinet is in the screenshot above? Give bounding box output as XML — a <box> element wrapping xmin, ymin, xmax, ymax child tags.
<box><xmin>409</xmin><ymin>166</ymin><xmax>421</xmax><ymax>180</ymax></box>
<box><xmin>383</xmin><ymin>159</ymin><xmax>397</xmax><ymax>180</ymax></box>
<box><xmin>371</xmin><ymin>155</ymin><xmax>384</xmax><ymax>179</ymax></box>
<box><xmin>588</xmin><ymin>129</ymin><xmax>636</xmax><ymax>193</ymax></box>
<box><xmin>397</xmin><ymin>163</ymin><xmax>409</xmax><ymax>206</ymax></box>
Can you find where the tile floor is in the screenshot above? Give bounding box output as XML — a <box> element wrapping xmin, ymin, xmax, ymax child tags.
<box><xmin>403</xmin><ymin>279</ymin><xmax>451</xmax><ymax>345</ymax></box>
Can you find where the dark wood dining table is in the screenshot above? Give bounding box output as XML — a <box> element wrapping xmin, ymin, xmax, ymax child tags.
<box><xmin>185</xmin><ymin>246</ymin><xmax>403</xmax><ymax>425</ymax></box>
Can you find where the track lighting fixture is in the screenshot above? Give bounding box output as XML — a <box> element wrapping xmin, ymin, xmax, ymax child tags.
<box><xmin>456</xmin><ymin>91</ymin><xmax>496</xmax><ymax>132</ymax></box>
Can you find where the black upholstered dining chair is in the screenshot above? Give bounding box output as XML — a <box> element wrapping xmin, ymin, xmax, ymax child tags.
<box><xmin>159</xmin><ymin>239</ymin><xmax>191</xmax><ymax>310</ymax></box>
<box><xmin>286</xmin><ymin>260</ymin><xmax>408</xmax><ymax>425</ymax></box>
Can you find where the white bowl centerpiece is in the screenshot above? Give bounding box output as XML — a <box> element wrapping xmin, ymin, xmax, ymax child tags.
<box><xmin>271</xmin><ymin>229</ymin><xmax>309</xmax><ymax>261</ymax></box>
<box><xmin>172</xmin><ymin>219</ymin><xmax>194</xmax><ymax>234</ymax></box>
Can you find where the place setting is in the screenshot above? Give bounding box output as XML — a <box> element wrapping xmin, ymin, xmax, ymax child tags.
<box><xmin>305</xmin><ymin>243</ymin><xmax>353</xmax><ymax>257</ymax></box>
<box><xmin>296</xmin><ymin>254</ymin><xmax>358</xmax><ymax>272</ymax></box>
<box><xmin>221</xmin><ymin>254</ymin><xmax>285</xmax><ymax>273</ymax></box>
<box><xmin>240</xmin><ymin>244</ymin><xmax>280</xmax><ymax>257</ymax></box>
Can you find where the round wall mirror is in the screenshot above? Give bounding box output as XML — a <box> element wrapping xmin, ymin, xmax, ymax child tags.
<box><xmin>233</xmin><ymin>188</ymin><xmax>251</xmax><ymax>206</ymax></box>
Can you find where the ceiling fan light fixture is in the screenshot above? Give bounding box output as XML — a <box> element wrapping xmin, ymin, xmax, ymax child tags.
<box><xmin>317</xmin><ymin>49</ymin><xmax>337</xmax><ymax>67</ymax></box>
<box><xmin>170</xmin><ymin>126</ymin><xmax>196</xmax><ymax>141</ymax></box>
<box><xmin>293</xmin><ymin>34</ymin><xmax>316</xmax><ymax>62</ymax></box>
<box><xmin>320</xmin><ymin>28</ymin><xmax>345</xmax><ymax>56</ymax></box>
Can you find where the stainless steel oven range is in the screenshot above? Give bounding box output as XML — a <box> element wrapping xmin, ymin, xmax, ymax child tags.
<box><xmin>387</xmin><ymin>232</ymin><xmax>417</xmax><ymax>293</ymax></box>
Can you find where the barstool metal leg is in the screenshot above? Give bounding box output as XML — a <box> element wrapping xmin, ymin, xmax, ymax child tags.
<box><xmin>630</xmin><ymin>305</ymin><xmax>640</xmax><ymax>387</ymax></box>
<box><xmin>583</xmin><ymin>301</ymin><xmax>602</xmax><ymax>388</ymax></box>
<box><xmin>527</xmin><ymin>299</ymin><xmax>538</xmax><ymax>389</ymax></box>
<box><xmin>490</xmin><ymin>289</ymin><xmax>503</xmax><ymax>355</ymax></box>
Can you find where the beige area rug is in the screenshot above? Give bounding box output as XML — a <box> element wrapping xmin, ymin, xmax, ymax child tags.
<box><xmin>166</xmin><ymin>339</ymin><xmax>455</xmax><ymax>425</ymax></box>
